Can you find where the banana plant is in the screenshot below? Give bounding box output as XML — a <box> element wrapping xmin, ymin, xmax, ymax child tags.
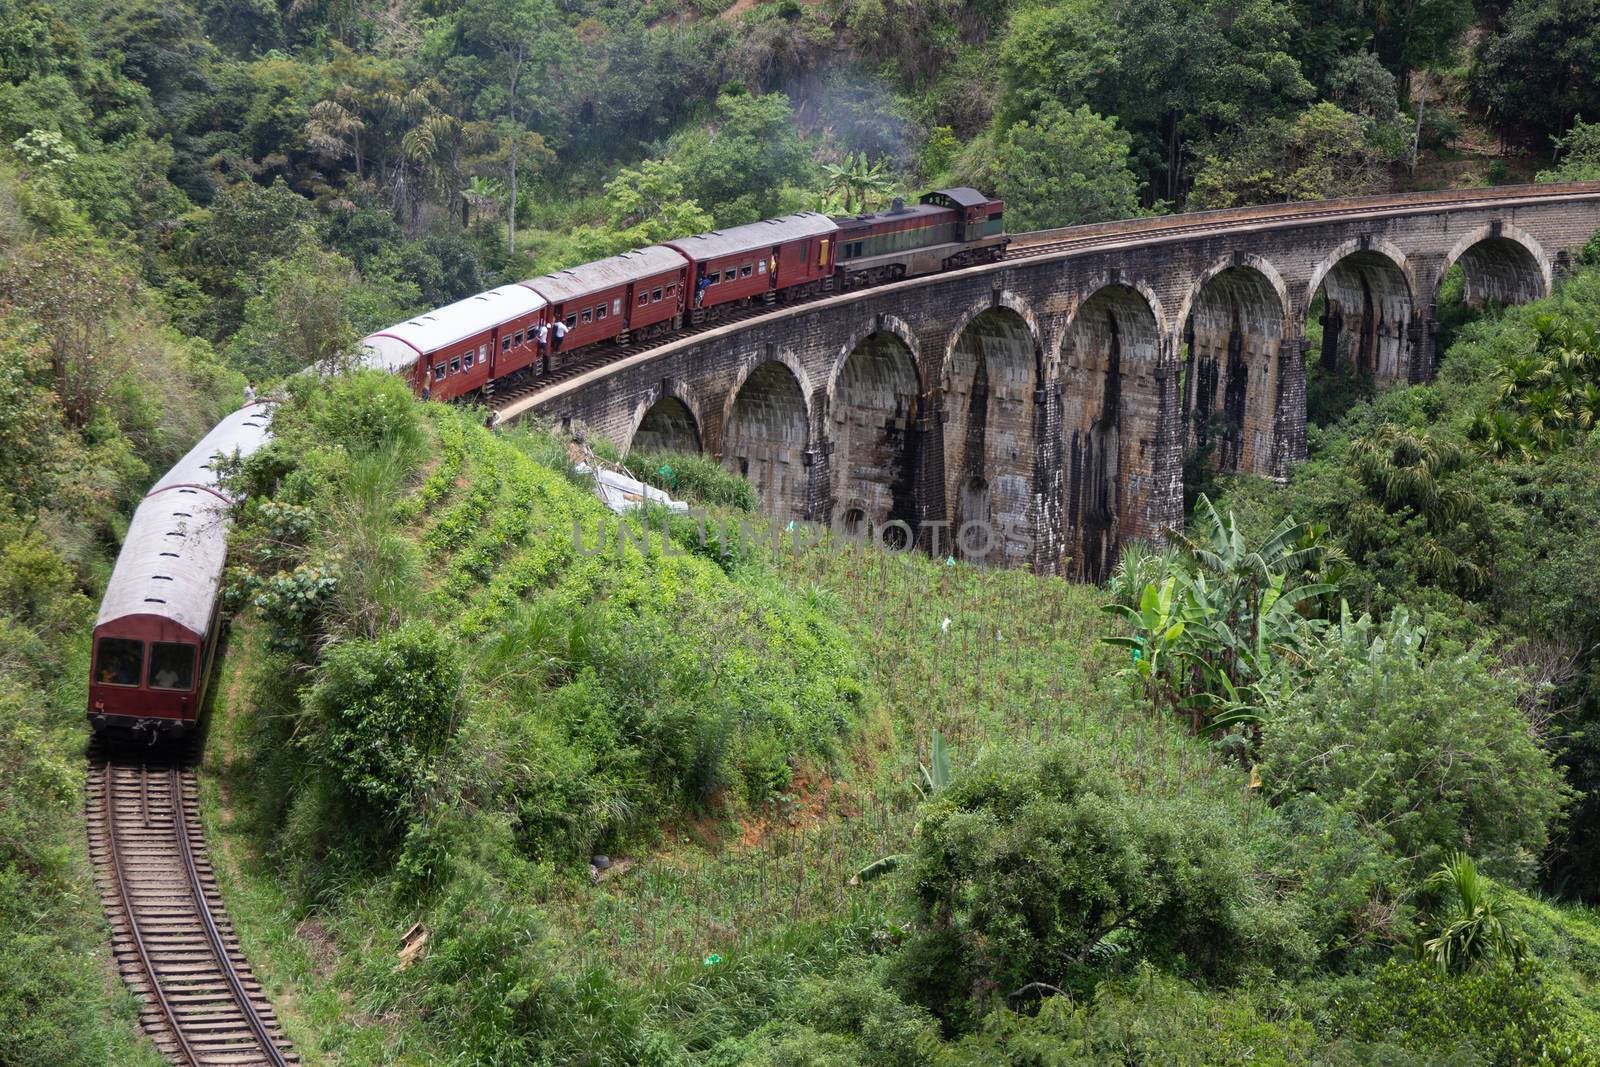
<box><xmin>1101</xmin><ymin>576</ymin><xmax>1190</xmax><ymax>711</ymax></box>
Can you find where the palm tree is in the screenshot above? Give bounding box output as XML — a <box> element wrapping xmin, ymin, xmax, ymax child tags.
<box><xmin>1421</xmin><ymin>852</ymin><xmax>1528</xmax><ymax>975</ymax></box>
<box><xmin>822</xmin><ymin>152</ymin><xmax>897</xmax><ymax>214</ymax></box>
<box><xmin>461</xmin><ymin>176</ymin><xmax>504</xmax><ymax>227</ymax></box>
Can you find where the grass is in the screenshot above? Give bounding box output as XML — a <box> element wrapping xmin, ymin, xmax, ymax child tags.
<box><xmin>194</xmin><ymin>383</ymin><xmax>1281</xmax><ymax>1062</ymax></box>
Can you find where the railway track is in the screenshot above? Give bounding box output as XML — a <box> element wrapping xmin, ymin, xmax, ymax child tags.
<box><xmin>86</xmin><ymin>750</ymin><xmax>295</xmax><ymax>1067</ymax></box>
<box><xmin>488</xmin><ymin>182</ymin><xmax>1600</xmax><ymax>422</ymax></box>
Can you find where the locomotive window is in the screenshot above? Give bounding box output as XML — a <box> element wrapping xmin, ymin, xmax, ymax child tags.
<box><xmin>95</xmin><ymin>637</ymin><xmax>144</xmax><ymax>688</ymax></box>
<box><xmin>596</xmin><ymin>304</ymin><xmax>607</xmax><ymax>320</ymax></box>
<box><xmin>148</xmin><ymin>642</ymin><xmax>196</xmax><ymax>691</ymax></box>
<box><xmin>653</xmin><ymin>287</ymin><xmax>663</xmax><ymax>302</ymax></box>
<box><xmin>434</xmin><ymin>364</ymin><xmax>447</xmax><ymax>382</ymax></box>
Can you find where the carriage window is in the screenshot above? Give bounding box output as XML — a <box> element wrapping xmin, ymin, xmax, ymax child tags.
<box><xmin>758</xmin><ymin>260</ymin><xmax>767</xmax><ymax>274</ymax></box>
<box><xmin>666</xmin><ymin>283</ymin><xmax>675</xmax><ymax>297</ymax></box>
<box><xmin>463</xmin><ymin>351</ymin><xmax>474</xmax><ymax>369</ymax></box>
<box><xmin>434</xmin><ymin>364</ymin><xmax>447</xmax><ymax>382</ymax></box>
<box><xmin>479</xmin><ymin>344</ymin><xmax>487</xmax><ymax>361</ymax></box>
<box><xmin>612</xmin><ymin>298</ymin><xmax>621</xmax><ymax>315</ymax></box>
<box><xmin>596</xmin><ymin>304</ymin><xmax>607</xmax><ymax>320</ymax></box>
<box><xmin>707</xmin><ymin>271</ymin><xmax>720</xmax><ymax>284</ymax></box>
<box><xmin>148</xmin><ymin>642</ymin><xmax>196</xmax><ymax>691</ymax></box>
<box><xmin>581</xmin><ymin>309</ymin><xmax>592</xmax><ymax>324</ymax></box>
<box><xmin>565</xmin><ymin>314</ymin><xmax>577</xmax><ymax>328</ymax></box>
<box><xmin>741</xmin><ymin>264</ymin><xmax>753</xmax><ymax>278</ymax></box>
<box><xmin>638</xmin><ymin>292</ymin><xmax>649</xmax><ymax>307</ymax></box>
<box><xmin>502</xmin><ymin>337</ymin><xmax>512</xmax><ymax>352</ymax></box>
<box><xmin>95</xmin><ymin>637</ymin><xmax>144</xmax><ymax>688</ymax></box>
<box><xmin>516</xmin><ymin>331</ymin><xmax>525</xmax><ymax>345</ymax></box>
<box><xmin>450</xmin><ymin>358</ymin><xmax>461</xmax><ymax>374</ymax></box>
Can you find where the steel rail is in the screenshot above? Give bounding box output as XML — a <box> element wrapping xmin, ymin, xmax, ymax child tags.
<box><xmin>100</xmin><ymin>761</ymin><xmax>202</xmax><ymax>1066</ymax></box>
<box><xmin>168</xmin><ymin>765</ymin><xmax>291</xmax><ymax>1067</ymax></box>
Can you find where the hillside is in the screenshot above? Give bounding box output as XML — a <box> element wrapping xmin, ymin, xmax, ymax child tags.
<box><xmin>1</xmin><ymin>0</ymin><xmax>1600</xmax><ymax>1060</ymax></box>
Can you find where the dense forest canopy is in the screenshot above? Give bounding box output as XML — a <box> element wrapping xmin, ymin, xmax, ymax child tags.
<box><xmin>4</xmin><ymin>0</ymin><xmax>1600</xmax><ymax>1062</ymax></box>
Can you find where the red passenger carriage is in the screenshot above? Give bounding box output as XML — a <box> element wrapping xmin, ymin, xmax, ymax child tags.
<box><xmin>362</xmin><ymin>284</ymin><xmax>546</xmax><ymax>400</ymax></box>
<box><xmin>88</xmin><ymin>404</ymin><xmax>273</xmax><ymax>741</ymax></box>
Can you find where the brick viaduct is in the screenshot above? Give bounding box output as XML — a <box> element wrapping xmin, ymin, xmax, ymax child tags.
<box><xmin>501</xmin><ymin>184</ymin><xmax>1600</xmax><ymax>580</ymax></box>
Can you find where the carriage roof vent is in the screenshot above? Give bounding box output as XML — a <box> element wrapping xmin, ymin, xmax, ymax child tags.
<box><xmin>144</xmin><ymin>597</ymin><xmax>166</xmax><ymax>604</ymax></box>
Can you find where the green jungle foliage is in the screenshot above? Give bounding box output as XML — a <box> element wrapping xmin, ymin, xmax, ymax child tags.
<box><xmin>2</xmin><ymin>0</ymin><xmax>1600</xmax><ymax>1059</ymax></box>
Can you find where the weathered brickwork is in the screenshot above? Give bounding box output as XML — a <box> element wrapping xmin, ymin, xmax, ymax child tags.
<box><xmin>519</xmin><ymin>190</ymin><xmax>1600</xmax><ymax>579</ymax></box>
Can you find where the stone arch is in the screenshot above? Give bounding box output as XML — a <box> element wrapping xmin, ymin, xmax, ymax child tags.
<box><xmin>1051</xmin><ymin>274</ymin><xmax>1167</xmax><ymax>378</ymax></box>
<box><xmin>1306</xmin><ymin>239</ymin><xmax>1417</xmax><ymax>385</ymax></box>
<box><xmin>1057</xmin><ymin>284</ymin><xmax>1163</xmax><ymax>582</ymax></box>
<box><xmin>825</xmin><ymin>314</ymin><xmax>922</xmax><ymax>409</ymax></box>
<box><xmin>625</xmin><ymin>381</ymin><xmax>705</xmax><ymax>455</ymax></box>
<box><xmin>1177</xmin><ymin>262</ymin><xmax>1288</xmax><ymax>476</ymax></box>
<box><xmin>722</xmin><ymin>359</ymin><xmax>811</xmax><ymax>521</ymax></box>
<box><xmin>1440</xmin><ymin>222</ymin><xmax>1552</xmax><ymax>307</ymax></box>
<box><xmin>940</xmin><ymin>304</ymin><xmax>1039</xmax><ymax>565</ymax></box>
<box><xmin>829</xmin><ymin>328</ymin><xmax>923</xmax><ymax>534</ymax></box>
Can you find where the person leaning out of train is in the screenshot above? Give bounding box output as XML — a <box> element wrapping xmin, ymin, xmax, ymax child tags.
<box><xmin>696</xmin><ymin>272</ymin><xmax>710</xmax><ymax>308</ymax></box>
<box><xmin>552</xmin><ymin>318</ymin><xmax>567</xmax><ymax>353</ymax></box>
<box><xmin>536</xmin><ymin>321</ymin><xmax>549</xmax><ymax>367</ymax></box>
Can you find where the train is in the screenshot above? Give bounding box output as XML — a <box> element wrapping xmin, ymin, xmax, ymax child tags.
<box><xmin>88</xmin><ymin>404</ymin><xmax>273</xmax><ymax>741</ymax></box>
<box><xmin>88</xmin><ymin>187</ymin><xmax>1006</xmax><ymax>740</ymax></box>
<box><xmin>360</xmin><ymin>188</ymin><xmax>1006</xmax><ymax>401</ymax></box>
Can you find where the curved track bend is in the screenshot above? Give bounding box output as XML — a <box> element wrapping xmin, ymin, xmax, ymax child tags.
<box><xmin>86</xmin><ymin>750</ymin><xmax>295</xmax><ymax>1066</ymax></box>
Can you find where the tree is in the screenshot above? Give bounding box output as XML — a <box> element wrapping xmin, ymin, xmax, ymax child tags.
<box><xmin>820</xmin><ymin>151</ymin><xmax>896</xmax><ymax>214</ymax></box>
<box><xmin>895</xmin><ymin>742</ymin><xmax>1268</xmax><ymax>1027</ymax></box>
<box><xmin>994</xmin><ymin>0</ymin><xmax>1118</xmax><ymax>130</ymax></box>
<box><xmin>566</xmin><ymin>160</ymin><xmax>714</xmax><ymax>261</ymax></box>
<box><xmin>1260</xmin><ymin>635</ymin><xmax>1571</xmax><ymax>880</ymax></box>
<box><xmin>1539</xmin><ymin>116</ymin><xmax>1600</xmax><ymax>182</ymax></box>
<box><xmin>1188</xmin><ymin>103</ymin><xmax>1400</xmax><ymax>210</ymax></box>
<box><xmin>670</xmin><ymin>91</ymin><xmax>813</xmax><ymax>224</ymax></box>
<box><xmin>986</xmin><ymin>104</ymin><xmax>1142</xmax><ymax>230</ymax></box>
<box><xmin>0</xmin><ymin>239</ymin><xmax>135</xmax><ymax>427</ymax></box>
<box><xmin>1472</xmin><ymin>0</ymin><xmax>1600</xmax><ymax>147</ymax></box>
<box><xmin>454</xmin><ymin>0</ymin><xmax>563</xmax><ymax>253</ymax></box>
<box><xmin>227</xmin><ymin>243</ymin><xmax>361</xmax><ymax>380</ymax></box>
<box><xmin>1327</xmin><ymin>51</ymin><xmax>1399</xmax><ymax>121</ymax></box>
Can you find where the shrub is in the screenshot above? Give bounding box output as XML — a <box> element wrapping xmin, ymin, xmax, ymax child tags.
<box><xmin>634</xmin><ymin>448</ymin><xmax>760</xmax><ymax>511</ymax></box>
<box><xmin>1336</xmin><ymin>958</ymin><xmax>1595</xmax><ymax>1064</ymax></box>
<box><xmin>306</xmin><ymin>621</ymin><xmax>463</xmax><ymax>818</ymax></box>
<box><xmin>1261</xmin><ymin>639</ymin><xmax>1571</xmax><ymax>882</ymax></box>
<box><xmin>895</xmin><ymin>741</ymin><xmax>1282</xmax><ymax>1028</ymax></box>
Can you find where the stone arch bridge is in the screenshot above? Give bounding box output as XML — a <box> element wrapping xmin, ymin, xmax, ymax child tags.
<box><xmin>499</xmin><ymin>184</ymin><xmax>1600</xmax><ymax>580</ymax></box>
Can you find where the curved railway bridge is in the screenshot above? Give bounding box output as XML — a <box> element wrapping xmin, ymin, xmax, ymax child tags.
<box><xmin>491</xmin><ymin>183</ymin><xmax>1600</xmax><ymax>580</ymax></box>
<box><xmin>87</xmin><ymin>747</ymin><xmax>295</xmax><ymax>1066</ymax></box>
